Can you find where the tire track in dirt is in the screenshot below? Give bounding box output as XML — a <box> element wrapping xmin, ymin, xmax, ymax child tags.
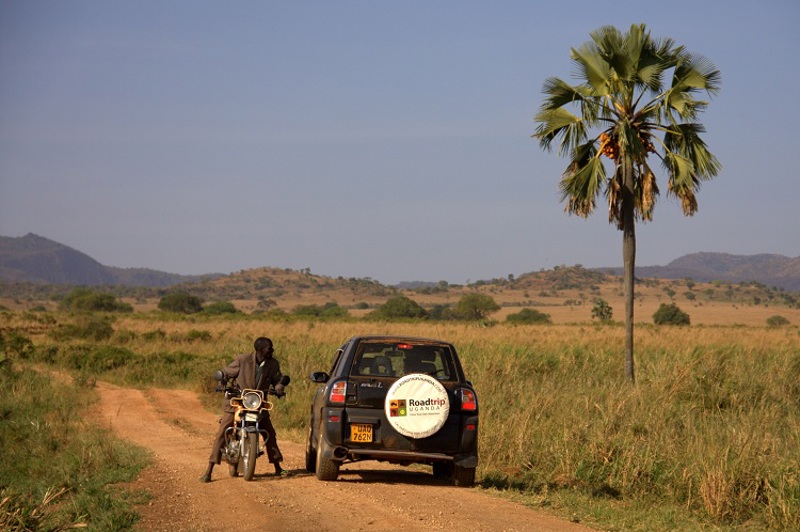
<box><xmin>95</xmin><ymin>382</ymin><xmax>595</xmax><ymax>531</ymax></box>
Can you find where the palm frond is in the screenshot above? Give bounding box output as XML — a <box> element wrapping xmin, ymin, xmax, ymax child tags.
<box><xmin>606</xmin><ymin>165</ymin><xmax>623</xmax><ymax>227</ymax></box>
<box><xmin>533</xmin><ymin>107</ymin><xmax>587</xmax><ymax>156</ymax></box>
<box><xmin>663</xmin><ymin>152</ymin><xmax>701</xmax><ymax>215</ymax></box>
<box><xmin>559</xmin><ymin>142</ymin><xmax>607</xmax><ymax>217</ymax></box>
<box><xmin>664</xmin><ymin>123</ymin><xmax>721</xmax><ymax>179</ymax></box>
<box><xmin>674</xmin><ymin>52</ymin><xmax>721</xmax><ymax>95</ymax></box>
<box><xmin>570</xmin><ymin>44</ymin><xmax>612</xmax><ymax>95</ymax></box>
<box><xmin>637</xmin><ymin>162</ymin><xmax>660</xmax><ymax>221</ymax></box>
<box><xmin>539</xmin><ymin>77</ymin><xmax>586</xmax><ymax>110</ymax></box>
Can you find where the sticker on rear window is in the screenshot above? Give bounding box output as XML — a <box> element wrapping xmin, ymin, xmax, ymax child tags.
<box><xmin>385</xmin><ymin>374</ymin><xmax>449</xmax><ymax>438</ymax></box>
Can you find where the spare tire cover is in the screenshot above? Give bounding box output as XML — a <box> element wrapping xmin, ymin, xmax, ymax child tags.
<box><xmin>385</xmin><ymin>373</ymin><xmax>450</xmax><ymax>438</ymax></box>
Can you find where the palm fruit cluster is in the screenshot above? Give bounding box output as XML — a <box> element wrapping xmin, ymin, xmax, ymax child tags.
<box><xmin>599</xmin><ymin>131</ymin><xmax>656</xmax><ymax>159</ymax></box>
<box><xmin>599</xmin><ymin>132</ymin><xmax>619</xmax><ymax>159</ymax></box>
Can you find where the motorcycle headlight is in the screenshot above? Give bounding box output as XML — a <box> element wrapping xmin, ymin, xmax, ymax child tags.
<box><xmin>242</xmin><ymin>391</ymin><xmax>263</xmax><ymax>410</ymax></box>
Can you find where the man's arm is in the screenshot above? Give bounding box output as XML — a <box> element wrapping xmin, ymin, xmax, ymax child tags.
<box><xmin>220</xmin><ymin>354</ymin><xmax>243</xmax><ymax>381</ymax></box>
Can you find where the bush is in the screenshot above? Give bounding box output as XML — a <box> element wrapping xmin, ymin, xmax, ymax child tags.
<box><xmin>766</xmin><ymin>315</ymin><xmax>790</xmax><ymax>327</ymax></box>
<box><xmin>52</xmin><ymin>315</ymin><xmax>115</xmax><ymax>341</ymax></box>
<box><xmin>158</xmin><ymin>292</ymin><xmax>203</xmax><ymax>314</ymax></box>
<box><xmin>203</xmin><ymin>301</ymin><xmax>239</xmax><ymax>315</ymax></box>
<box><xmin>0</xmin><ymin>331</ymin><xmax>35</xmax><ymax>359</ymax></box>
<box><xmin>59</xmin><ymin>288</ymin><xmax>132</xmax><ymax>312</ymax></box>
<box><xmin>428</xmin><ymin>304</ymin><xmax>457</xmax><ymax>321</ymax></box>
<box><xmin>653</xmin><ymin>303</ymin><xmax>691</xmax><ymax>325</ymax></box>
<box><xmin>292</xmin><ymin>302</ymin><xmax>349</xmax><ymax>318</ymax></box>
<box><xmin>506</xmin><ymin>308</ymin><xmax>552</xmax><ymax>324</ymax></box>
<box><xmin>372</xmin><ymin>296</ymin><xmax>427</xmax><ymax>320</ymax></box>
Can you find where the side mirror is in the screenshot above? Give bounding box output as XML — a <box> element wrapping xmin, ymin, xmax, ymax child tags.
<box><xmin>310</xmin><ymin>371</ymin><xmax>330</xmax><ymax>383</ymax></box>
<box><xmin>279</xmin><ymin>375</ymin><xmax>291</xmax><ymax>386</ymax></box>
<box><xmin>213</xmin><ymin>370</ymin><xmax>224</xmax><ymax>381</ymax></box>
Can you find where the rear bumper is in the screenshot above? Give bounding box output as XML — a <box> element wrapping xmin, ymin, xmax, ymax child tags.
<box><xmin>318</xmin><ymin>406</ymin><xmax>478</xmax><ymax>468</ymax></box>
<box><xmin>347</xmin><ymin>448</ymin><xmax>477</xmax><ymax>467</ymax></box>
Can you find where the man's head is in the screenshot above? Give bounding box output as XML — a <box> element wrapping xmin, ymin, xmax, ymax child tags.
<box><xmin>254</xmin><ymin>337</ymin><xmax>274</xmax><ymax>363</ymax></box>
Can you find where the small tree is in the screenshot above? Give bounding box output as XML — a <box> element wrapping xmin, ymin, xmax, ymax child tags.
<box><xmin>455</xmin><ymin>293</ymin><xmax>500</xmax><ymax>321</ymax></box>
<box><xmin>653</xmin><ymin>303</ymin><xmax>690</xmax><ymax>325</ymax></box>
<box><xmin>591</xmin><ymin>298</ymin><xmax>613</xmax><ymax>322</ymax></box>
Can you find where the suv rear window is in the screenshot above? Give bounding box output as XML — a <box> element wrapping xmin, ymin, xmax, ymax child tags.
<box><xmin>350</xmin><ymin>342</ymin><xmax>454</xmax><ymax>380</ymax></box>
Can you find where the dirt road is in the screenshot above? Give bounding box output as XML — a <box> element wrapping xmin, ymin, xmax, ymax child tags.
<box><xmin>96</xmin><ymin>381</ymin><xmax>594</xmax><ymax>531</ymax></box>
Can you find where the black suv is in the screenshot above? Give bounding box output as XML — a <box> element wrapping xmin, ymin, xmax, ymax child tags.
<box><xmin>305</xmin><ymin>335</ymin><xmax>479</xmax><ymax>486</ymax></box>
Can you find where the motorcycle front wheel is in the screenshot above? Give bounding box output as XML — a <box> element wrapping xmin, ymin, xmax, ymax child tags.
<box><xmin>225</xmin><ymin>437</ymin><xmax>240</xmax><ymax>477</ymax></box>
<box><xmin>242</xmin><ymin>432</ymin><xmax>259</xmax><ymax>481</ymax></box>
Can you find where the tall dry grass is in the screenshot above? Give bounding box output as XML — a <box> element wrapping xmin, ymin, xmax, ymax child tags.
<box><xmin>6</xmin><ymin>310</ymin><xmax>799</xmax><ymax>529</ymax></box>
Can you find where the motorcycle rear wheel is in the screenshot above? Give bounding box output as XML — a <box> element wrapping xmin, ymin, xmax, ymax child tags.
<box><xmin>242</xmin><ymin>432</ymin><xmax>259</xmax><ymax>481</ymax></box>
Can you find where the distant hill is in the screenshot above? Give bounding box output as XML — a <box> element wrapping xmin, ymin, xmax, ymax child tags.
<box><xmin>0</xmin><ymin>233</ymin><xmax>214</xmax><ymax>287</ymax></box>
<box><xmin>598</xmin><ymin>252</ymin><xmax>800</xmax><ymax>291</ymax></box>
<box><xmin>2</xmin><ymin>233</ymin><xmax>798</xmax><ymax>292</ymax></box>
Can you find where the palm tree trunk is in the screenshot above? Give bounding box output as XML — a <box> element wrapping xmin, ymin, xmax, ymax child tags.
<box><xmin>622</xmin><ymin>161</ymin><xmax>636</xmax><ymax>383</ymax></box>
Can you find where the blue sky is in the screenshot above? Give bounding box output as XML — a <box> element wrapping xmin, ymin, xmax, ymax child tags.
<box><xmin>1</xmin><ymin>1</ymin><xmax>798</xmax><ymax>284</ymax></box>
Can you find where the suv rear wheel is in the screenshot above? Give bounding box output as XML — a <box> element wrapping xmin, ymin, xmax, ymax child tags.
<box><xmin>432</xmin><ymin>462</ymin><xmax>453</xmax><ymax>479</ymax></box>
<box><xmin>315</xmin><ymin>428</ymin><xmax>340</xmax><ymax>481</ymax></box>
<box><xmin>454</xmin><ymin>466</ymin><xmax>476</xmax><ymax>487</ymax></box>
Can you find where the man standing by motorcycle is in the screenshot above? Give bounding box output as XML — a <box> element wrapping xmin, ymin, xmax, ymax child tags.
<box><xmin>200</xmin><ymin>336</ymin><xmax>287</xmax><ymax>482</ymax></box>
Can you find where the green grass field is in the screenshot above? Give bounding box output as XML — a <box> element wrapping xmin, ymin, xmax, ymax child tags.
<box><xmin>2</xmin><ymin>310</ymin><xmax>798</xmax><ymax>530</ymax></box>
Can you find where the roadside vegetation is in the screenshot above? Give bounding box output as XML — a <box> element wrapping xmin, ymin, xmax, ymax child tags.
<box><xmin>1</xmin><ymin>307</ymin><xmax>798</xmax><ymax>530</ymax></box>
<box><xmin>0</xmin><ymin>352</ymin><xmax>149</xmax><ymax>530</ymax></box>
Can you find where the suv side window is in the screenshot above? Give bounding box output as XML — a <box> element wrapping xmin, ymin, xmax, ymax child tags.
<box><xmin>329</xmin><ymin>347</ymin><xmax>345</xmax><ymax>375</ymax></box>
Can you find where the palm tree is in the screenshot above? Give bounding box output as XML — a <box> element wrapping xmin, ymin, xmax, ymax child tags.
<box><xmin>533</xmin><ymin>24</ymin><xmax>721</xmax><ymax>383</ymax></box>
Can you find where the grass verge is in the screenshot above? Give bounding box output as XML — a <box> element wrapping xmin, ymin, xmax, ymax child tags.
<box><xmin>0</xmin><ymin>358</ymin><xmax>150</xmax><ymax>531</ymax></box>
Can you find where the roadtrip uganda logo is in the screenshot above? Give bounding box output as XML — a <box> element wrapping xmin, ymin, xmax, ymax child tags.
<box><xmin>385</xmin><ymin>374</ymin><xmax>450</xmax><ymax>438</ymax></box>
<box><xmin>389</xmin><ymin>399</ymin><xmax>407</xmax><ymax>417</ymax></box>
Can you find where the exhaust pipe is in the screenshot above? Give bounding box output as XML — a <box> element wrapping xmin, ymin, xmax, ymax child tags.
<box><xmin>333</xmin><ymin>446</ymin><xmax>348</xmax><ymax>459</ymax></box>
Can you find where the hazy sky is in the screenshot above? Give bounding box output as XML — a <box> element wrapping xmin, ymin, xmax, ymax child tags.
<box><xmin>1</xmin><ymin>1</ymin><xmax>798</xmax><ymax>284</ymax></box>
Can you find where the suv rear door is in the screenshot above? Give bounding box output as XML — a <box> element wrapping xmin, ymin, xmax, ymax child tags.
<box><xmin>344</xmin><ymin>339</ymin><xmax>462</xmax><ymax>453</ymax></box>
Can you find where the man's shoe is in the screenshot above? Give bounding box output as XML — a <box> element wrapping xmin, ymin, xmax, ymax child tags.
<box><xmin>199</xmin><ymin>473</ymin><xmax>212</xmax><ymax>483</ymax></box>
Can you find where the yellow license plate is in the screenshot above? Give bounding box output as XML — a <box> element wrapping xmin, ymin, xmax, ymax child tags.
<box><xmin>350</xmin><ymin>423</ymin><xmax>373</xmax><ymax>442</ymax></box>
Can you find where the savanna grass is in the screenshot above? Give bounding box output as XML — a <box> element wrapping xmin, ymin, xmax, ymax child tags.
<box><xmin>7</xmin><ymin>311</ymin><xmax>800</xmax><ymax>530</ymax></box>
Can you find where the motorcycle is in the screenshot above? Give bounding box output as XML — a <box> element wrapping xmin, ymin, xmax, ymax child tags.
<box><xmin>214</xmin><ymin>371</ymin><xmax>290</xmax><ymax>481</ymax></box>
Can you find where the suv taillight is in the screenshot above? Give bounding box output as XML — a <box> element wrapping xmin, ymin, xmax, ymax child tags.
<box><xmin>329</xmin><ymin>380</ymin><xmax>347</xmax><ymax>405</ymax></box>
<box><xmin>460</xmin><ymin>388</ymin><xmax>477</xmax><ymax>411</ymax></box>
